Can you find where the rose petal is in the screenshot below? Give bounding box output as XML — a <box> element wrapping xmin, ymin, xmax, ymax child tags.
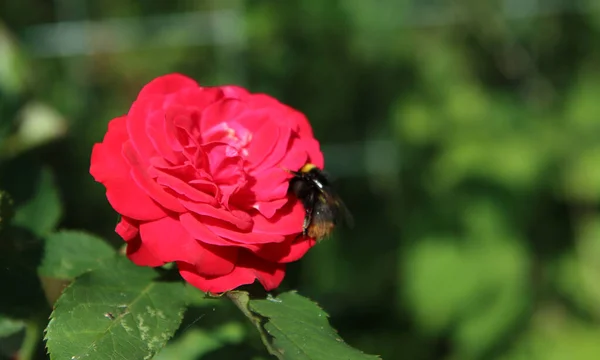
<box><xmin>233</xmin><ymin>161</ymin><xmax>299</xmax><ymax>209</ymax></box>
<box><xmin>285</xmin><ymin>109</ymin><xmax>324</xmax><ymax>168</ymax></box>
<box><xmin>221</xmin><ymin>108</ymin><xmax>271</xmax><ymax>144</ymax></box>
<box><xmin>137</xmin><ymin>217</ymin><xmax>237</xmax><ymax>277</ymax></box>
<box><xmin>146</xmin><ymin>110</ymin><xmax>183</xmax><ymax>164</ymax></box>
<box><xmin>179</xmin><ymin>199</ymin><xmax>252</xmax><ymax>231</ymax></box>
<box><xmin>204</xmin><ymin>142</ymin><xmax>246</xmax><ymax>183</ymax></box>
<box><xmin>190</xmin><ymin>179</ymin><xmax>221</xmax><ymax>198</ymax></box>
<box><xmin>136</xmin><ymin>73</ymin><xmax>198</xmax><ymax>100</ymax></box>
<box><xmin>90</xmin><ymin>116</ymin><xmax>167</xmax><ymax>221</ymax></box>
<box><xmin>278</xmin><ymin>148</ymin><xmax>310</xmax><ymax>176</ymax></box>
<box><xmin>115</xmin><ymin>216</ymin><xmax>139</xmax><ymax>241</ymax></box>
<box><xmin>200</xmin><ymin>99</ymin><xmax>248</xmax><ymax>139</ymax></box>
<box><xmin>169</xmin><ymin>105</ymin><xmax>203</xmax><ymax>148</ymax></box>
<box><xmin>126</xmin><ymin>235</ymin><xmax>165</xmax><ymax>267</ymax></box>
<box><xmin>150</xmin><ymin>157</ymin><xmax>210</xmax><ymax>185</ymax></box>
<box><xmin>193</xmin><ymin>243</ymin><xmax>238</xmax><ymax>277</ymax></box>
<box><xmin>151</xmin><ymin>169</ymin><xmax>218</xmax><ymax>205</ymax></box>
<box><xmin>247</xmin><ymin>93</ymin><xmax>282</xmax><ymax>109</ymax></box>
<box><xmin>247</xmin><ymin>167</ymin><xmax>295</xmax><ymax>202</ymax></box>
<box><xmin>170</xmin><ymin>87</ymin><xmax>224</xmax><ymax>110</ymax></box>
<box><xmin>289</xmin><ymin>108</ymin><xmax>315</xmax><ymax>138</ymax></box>
<box><xmin>179</xmin><ymin>212</ymin><xmax>243</xmax><ymax>247</ymax></box>
<box><xmin>126</xmin><ymin>96</ymin><xmax>163</xmax><ymax>162</ymax></box>
<box><xmin>302</xmin><ymin>137</ymin><xmax>324</xmax><ymax>169</ymax></box>
<box><xmin>139</xmin><ymin>216</ymin><xmax>202</xmax><ymax>264</ymax></box>
<box><xmin>122</xmin><ymin>141</ymin><xmax>186</xmax><ymax>213</ymax></box>
<box><xmin>245</xmin><ymin>121</ymin><xmax>278</xmax><ymax>166</ymax></box>
<box><xmin>203</xmin><ymin>216</ymin><xmax>286</xmax><ymax>245</ymax></box>
<box><xmin>177</xmin><ymin>261</ymin><xmax>253</xmax><ymax>293</ymax></box>
<box><xmin>202</xmin><ymin>142</ymin><xmax>248</xmax><ymax>206</ymax></box>
<box><xmin>163</xmin><ymin>109</ymin><xmax>185</xmax><ymax>153</ymax></box>
<box><xmin>241</xmin><ymin>250</ymin><xmax>287</xmax><ymax>290</ymax></box>
<box><xmin>220</xmin><ymin>85</ymin><xmax>250</xmax><ymax>99</ymax></box>
<box><xmin>252</xmin><ymin>198</ymin><xmax>289</xmax><ymax>219</ymax></box>
<box><xmin>251</xmin><ymin>199</ymin><xmax>304</xmax><ymax>235</ymax></box>
<box><xmin>177</xmin><ymin>250</ymin><xmax>285</xmax><ymax>293</ymax></box>
<box><xmin>253</xmin><ymin>235</ymin><xmax>316</xmax><ymax>263</ymax></box>
<box><xmin>252</xmin><ymin>121</ymin><xmax>292</xmax><ymax>171</ymax></box>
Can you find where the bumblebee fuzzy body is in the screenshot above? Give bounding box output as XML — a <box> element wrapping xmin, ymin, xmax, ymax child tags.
<box><xmin>287</xmin><ymin>163</ymin><xmax>352</xmax><ymax>241</ymax></box>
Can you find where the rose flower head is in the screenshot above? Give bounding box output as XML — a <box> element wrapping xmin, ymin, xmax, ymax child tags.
<box><xmin>90</xmin><ymin>74</ymin><xmax>323</xmax><ymax>293</ymax></box>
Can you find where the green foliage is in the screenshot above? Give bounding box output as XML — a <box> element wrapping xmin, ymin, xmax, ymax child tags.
<box><xmin>12</xmin><ymin>167</ymin><xmax>62</xmax><ymax>237</ymax></box>
<box><xmin>45</xmin><ymin>256</ymin><xmax>187</xmax><ymax>360</ymax></box>
<box><xmin>38</xmin><ymin>230</ymin><xmax>116</xmax><ymax>279</ymax></box>
<box><xmin>229</xmin><ymin>290</ymin><xmax>381</xmax><ymax>360</ymax></box>
<box><xmin>0</xmin><ymin>317</ymin><xmax>24</xmax><ymax>338</ymax></box>
<box><xmin>154</xmin><ymin>323</ymin><xmax>246</xmax><ymax>360</ymax></box>
<box><xmin>0</xmin><ymin>21</ymin><xmax>28</xmax><ymax>96</ymax></box>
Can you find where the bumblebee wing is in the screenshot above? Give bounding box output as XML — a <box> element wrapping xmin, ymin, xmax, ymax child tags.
<box><xmin>321</xmin><ymin>187</ymin><xmax>354</xmax><ymax>228</ymax></box>
<box><xmin>334</xmin><ymin>195</ymin><xmax>354</xmax><ymax>228</ymax></box>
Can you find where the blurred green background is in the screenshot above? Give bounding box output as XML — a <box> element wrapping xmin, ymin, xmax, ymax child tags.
<box><xmin>2</xmin><ymin>0</ymin><xmax>600</xmax><ymax>359</ymax></box>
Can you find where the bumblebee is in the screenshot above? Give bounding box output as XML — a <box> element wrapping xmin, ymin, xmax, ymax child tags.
<box><xmin>285</xmin><ymin>163</ymin><xmax>353</xmax><ymax>241</ymax></box>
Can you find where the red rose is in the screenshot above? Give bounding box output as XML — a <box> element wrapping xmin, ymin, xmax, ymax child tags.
<box><xmin>90</xmin><ymin>74</ymin><xmax>323</xmax><ymax>293</ymax></box>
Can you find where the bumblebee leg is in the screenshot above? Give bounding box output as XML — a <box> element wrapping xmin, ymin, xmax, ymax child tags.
<box><xmin>294</xmin><ymin>213</ymin><xmax>311</xmax><ymax>242</ymax></box>
<box><xmin>302</xmin><ymin>191</ymin><xmax>315</xmax><ymax>238</ymax></box>
<box><xmin>302</xmin><ymin>209</ymin><xmax>312</xmax><ymax>238</ymax></box>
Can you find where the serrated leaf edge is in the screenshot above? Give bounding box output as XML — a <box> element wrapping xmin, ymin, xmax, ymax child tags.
<box><xmin>253</xmin><ymin>291</ymin><xmax>382</xmax><ymax>360</ymax></box>
<box><xmin>231</xmin><ymin>290</ymin><xmax>382</xmax><ymax>360</ymax></box>
<box><xmin>44</xmin><ymin>265</ymin><xmax>185</xmax><ymax>360</ymax></box>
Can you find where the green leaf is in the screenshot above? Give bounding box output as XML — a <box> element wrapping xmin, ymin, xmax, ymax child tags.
<box><xmin>0</xmin><ymin>317</ymin><xmax>24</xmax><ymax>338</ymax></box>
<box><xmin>155</xmin><ymin>322</ymin><xmax>245</xmax><ymax>360</ymax></box>
<box><xmin>0</xmin><ymin>21</ymin><xmax>29</xmax><ymax>96</ymax></box>
<box><xmin>16</xmin><ymin>101</ymin><xmax>68</xmax><ymax>151</ymax></box>
<box><xmin>45</xmin><ymin>256</ymin><xmax>187</xmax><ymax>360</ymax></box>
<box><xmin>230</xmin><ymin>290</ymin><xmax>381</xmax><ymax>360</ymax></box>
<box><xmin>12</xmin><ymin>167</ymin><xmax>62</xmax><ymax>237</ymax></box>
<box><xmin>0</xmin><ymin>321</ymin><xmax>24</xmax><ymax>360</ymax></box>
<box><xmin>38</xmin><ymin>230</ymin><xmax>115</xmax><ymax>279</ymax></box>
